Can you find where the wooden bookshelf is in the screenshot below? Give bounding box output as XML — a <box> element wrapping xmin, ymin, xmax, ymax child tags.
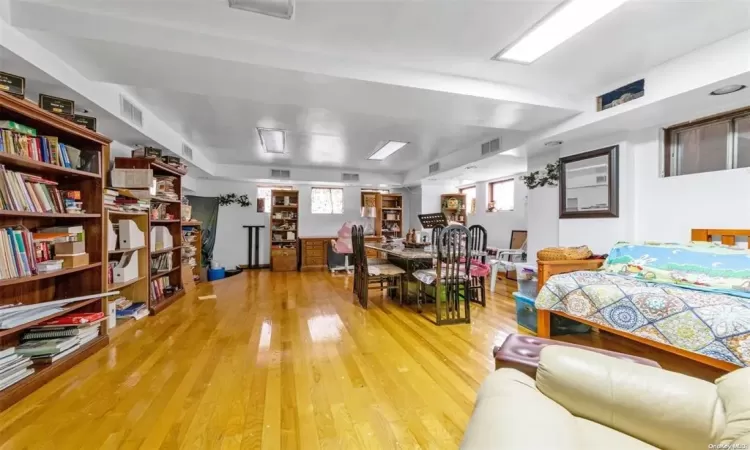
<box><xmin>113</xmin><ymin>157</ymin><xmax>185</xmax><ymax>314</ymax></box>
<box><xmin>378</xmin><ymin>193</ymin><xmax>403</xmax><ymax>238</ymax></box>
<box><xmin>0</xmin><ymin>92</ymin><xmax>110</xmax><ymax>411</ymax></box>
<box><xmin>441</xmin><ymin>193</ymin><xmax>467</xmax><ymax>225</ymax></box>
<box><xmin>270</xmin><ymin>189</ymin><xmax>298</xmax><ymax>272</ymax></box>
<box><xmin>182</xmin><ymin>221</ymin><xmax>202</xmax><ymax>284</ymax></box>
<box><xmin>104</xmin><ymin>207</ymin><xmax>149</xmax><ymax>333</ymax></box>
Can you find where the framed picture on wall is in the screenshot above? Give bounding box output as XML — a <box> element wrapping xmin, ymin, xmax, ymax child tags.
<box><xmin>559</xmin><ymin>145</ymin><xmax>619</xmax><ymax>219</ymax></box>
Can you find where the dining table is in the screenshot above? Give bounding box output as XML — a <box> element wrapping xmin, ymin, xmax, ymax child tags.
<box><xmin>364</xmin><ymin>242</ymin><xmax>435</xmax><ymax>303</ymax></box>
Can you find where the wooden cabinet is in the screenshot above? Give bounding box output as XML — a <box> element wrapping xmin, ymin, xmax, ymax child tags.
<box><xmin>271</xmin><ymin>246</ymin><xmax>297</xmax><ymax>272</ymax></box>
<box><xmin>300</xmin><ymin>237</ymin><xmax>329</xmax><ymax>271</ymax></box>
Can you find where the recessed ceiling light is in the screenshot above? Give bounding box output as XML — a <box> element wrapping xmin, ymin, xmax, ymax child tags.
<box><xmin>228</xmin><ymin>0</ymin><xmax>294</xmax><ymax>20</ymax></box>
<box><xmin>545</xmin><ymin>140</ymin><xmax>563</xmax><ymax>146</ymax></box>
<box><xmin>368</xmin><ymin>141</ymin><xmax>409</xmax><ymax>160</ymax></box>
<box><xmin>257</xmin><ymin>127</ymin><xmax>286</xmax><ymax>154</ymax></box>
<box><xmin>492</xmin><ymin>0</ymin><xmax>629</xmax><ymax>64</ymax></box>
<box><xmin>710</xmin><ymin>84</ymin><xmax>747</xmax><ymax>96</ymax></box>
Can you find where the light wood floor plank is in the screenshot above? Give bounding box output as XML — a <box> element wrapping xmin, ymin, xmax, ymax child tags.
<box><xmin>0</xmin><ymin>270</ymin><xmax>727</xmax><ymax>449</ymax></box>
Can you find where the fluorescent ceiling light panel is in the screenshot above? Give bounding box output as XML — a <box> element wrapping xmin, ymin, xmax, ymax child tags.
<box><xmin>257</xmin><ymin>128</ymin><xmax>286</xmax><ymax>153</ymax></box>
<box><xmin>368</xmin><ymin>141</ymin><xmax>408</xmax><ymax>161</ymax></box>
<box><xmin>493</xmin><ymin>0</ymin><xmax>629</xmax><ymax>63</ymax></box>
<box><xmin>229</xmin><ymin>0</ymin><xmax>294</xmax><ymax>20</ymax></box>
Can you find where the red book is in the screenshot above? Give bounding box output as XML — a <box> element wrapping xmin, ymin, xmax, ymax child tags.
<box><xmin>41</xmin><ymin>312</ymin><xmax>105</xmax><ymax>326</ymax></box>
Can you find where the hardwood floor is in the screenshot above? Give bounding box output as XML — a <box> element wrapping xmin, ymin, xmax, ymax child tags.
<box><xmin>0</xmin><ymin>271</ymin><xmax>727</xmax><ymax>449</ymax></box>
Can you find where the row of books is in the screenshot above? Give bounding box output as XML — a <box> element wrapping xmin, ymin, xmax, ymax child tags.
<box><xmin>115</xmin><ymin>301</ymin><xmax>148</xmax><ymax>322</ymax></box>
<box><xmin>0</xmin><ymin>123</ymin><xmax>82</xmax><ymax>170</ymax></box>
<box><xmin>16</xmin><ymin>313</ymin><xmax>102</xmax><ymax>364</ymax></box>
<box><xmin>151</xmin><ymin>253</ymin><xmax>172</xmax><ymax>274</ymax></box>
<box><xmin>154</xmin><ymin>176</ymin><xmax>178</xmax><ymax>201</ymax></box>
<box><xmin>0</xmin><ymin>347</ymin><xmax>33</xmax><ymax>392</ymax></box>
<box><xmin>151</xmin><ymin>276</ymin><xmax>175</xmax><ymax>300</ymax></box>
<box><xmin>104</xmin><ymin>188</ymin><xmax>150</xmax><ymax>212</ymax></box>
<box><xmin>0</xmin><ymin>165</ymin><xmax>82</xmax><ymax>214</ymax></box>
<box><xmin>0</xmin><ymin>226</ymin><xmax>37</xmax><ymax>279</ymax></box>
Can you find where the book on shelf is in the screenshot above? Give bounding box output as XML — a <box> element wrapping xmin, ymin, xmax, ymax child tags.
<box><xmin>0</xmin><ymin>354</ymin><xmax>33</xmax><ymax>384</ymax></box>
<box><xmin>104</xmin><ymin>188</ymin><xmax>150</xmax><ymax>212</ymax></box>
<box><xmin>0</xmin><ymin>365</ymin><xmax>34</xmax><ymax>392</ymax></box>
<box><xmin>22</xmin><ymin>321</ymin><xmax>100</xmax><ymax>340</ymax></box>
<box><xmin>15</xmin><ymin>336</ymin><xmax>79</xmax><ymax>357</ymax></box>
<box><xmin>151</xmin><ymin>253</ymin><xmax>172</xmax><ymax>273</ymax></box>
<box><xmin>154</xmin><ymin>176</ymin><xmax>178</xmax><ymax>201</ymax></box>
<box><xmin>0</xmin><ymin>165</ymin><xmax>88</xmax><ymax>214</ymax></box>
<box><xmin>0</xmin><ymin>225</ymin><xmax>37</xmax><ymax>280</ymax></box>
<box><xmin>0</xmin><ymin>127</ymin><xmax>83</xmax><ymax>170</ymax></box>
<box><xmin>115</xmin><ymin>302</ymin><xmax>148</xmax><ymax>321</ymax></box>
<box><xmin>150</xmin><ymin>276</ymin><xmax>174</xmax><ymax>299</ymax></box>
<box><xmin>39</xmin><ymin>312</ymin><xmax>104</xmax><ymax>326</ymax></box>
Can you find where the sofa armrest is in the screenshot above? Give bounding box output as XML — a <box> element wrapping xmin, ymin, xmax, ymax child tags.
<box><xmin>536</xmin><ymin>346</ymin><xmax>724</xmax><ymax>450</ymax></box>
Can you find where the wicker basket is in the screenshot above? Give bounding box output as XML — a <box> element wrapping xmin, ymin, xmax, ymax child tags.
<box><xmin>537</xmin><ymin>246</ymin><xmax>593</xmax><ymax>261</ymax></box>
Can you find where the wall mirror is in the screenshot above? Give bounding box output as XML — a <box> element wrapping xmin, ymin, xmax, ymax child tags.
<box><xmin>559</xmin><ymin>145</ymin><xmax>619</xmax><ymax>218</ymax></box>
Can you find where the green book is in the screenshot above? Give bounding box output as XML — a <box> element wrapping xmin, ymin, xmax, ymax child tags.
<box><xmin>0</xmin><ymin>120</ymin><xmax>36</xmax><ymax>137</ymax></box>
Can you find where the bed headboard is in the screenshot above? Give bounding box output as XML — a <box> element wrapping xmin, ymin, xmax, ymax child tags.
<box><xmin>691</xmin><ymin>229</ymin><xmax>750</xmax><ymax>248</ymax></box>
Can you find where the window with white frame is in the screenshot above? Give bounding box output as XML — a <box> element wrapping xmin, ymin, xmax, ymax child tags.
<box><xmin>459</xmin><ymin>186</ymin><xmax>476</xmax><ymax>214</ymax></box>
<box><xmin>489</xmin><ymin>179</ymin><xmax>514</xmax><ymax>211</ymax></box>
<box><xmin>311</xmin><ymin>187</ymin><xmax>344</xmax><ymax>214</ymax></box>
<box><xmin>666</xmin><ymin>108</ymin><xmax>750</xmax><ymax>177</ymax></box>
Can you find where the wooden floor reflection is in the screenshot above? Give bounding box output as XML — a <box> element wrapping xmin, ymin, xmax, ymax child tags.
<box><xmin>0</xmin><ymin>270</ymin><xmax>726</xmax><ymax>449</ymax></box>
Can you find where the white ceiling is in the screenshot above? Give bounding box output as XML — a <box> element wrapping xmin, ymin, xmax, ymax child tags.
<box><xmin>3</xmin><ymin>0</ymin><xmax>750</xmax><ymax>183</ymax></box>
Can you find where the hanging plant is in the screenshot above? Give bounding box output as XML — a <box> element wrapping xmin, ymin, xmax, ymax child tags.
<box><xmin>521</xmin><ymin>161</ymin><xmax>560</xmax><ymax>190</ymax></box>
<box><xmin>219</xmin><ymin>193</ymin><xmax>252</xmax><ymax>207</ymax></box>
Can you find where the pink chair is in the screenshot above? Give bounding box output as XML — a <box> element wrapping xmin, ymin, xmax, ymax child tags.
<box><xmin>330</xmin><ymin>222</ymin><xmax>354</xmax><ymax>273</ymax></box>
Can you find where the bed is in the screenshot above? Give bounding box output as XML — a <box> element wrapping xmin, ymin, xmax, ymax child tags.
<box><xmin>535</xmin><ymin>229</ymin><xmax>750</xmax><ymax>371</ymax></box>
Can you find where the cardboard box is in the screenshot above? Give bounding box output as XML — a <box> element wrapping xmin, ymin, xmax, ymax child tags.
<box><xmin>111</xmin><ymin>168</ymin><xmax>153</xmax><ymax>188</ymax></box>
<box><xmin>54</xmin><ymin>241</ymin><xmax>85</xmax><ymax>255</ymax></box>
<box><xmin>54</xmin><ymin>252</ymin><xmax>89</xmax><ymax>268</ymax></box>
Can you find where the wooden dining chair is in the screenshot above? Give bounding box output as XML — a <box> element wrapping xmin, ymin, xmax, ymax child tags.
<box><xmin>468</xmin><ymin>224</ymin><xmax>488</xmax><ymax>307</ymax></box>
<box><xmin>354</xmin><ymin>225</ymin><xmax>405</xmax><ymax>308</ymax></box>
<box><xmin>415</xmin><ymin>225</ymin><xmax>471</xmax><ymax>325</ymax></box>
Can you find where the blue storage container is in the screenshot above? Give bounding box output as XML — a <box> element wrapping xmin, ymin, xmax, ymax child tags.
<box><xmin>208</xmin><ymin>267</ymin><xmax>225</xmax><ymax>281</ymax></box>
<box><xmin>517</xmin><ymin>279</ymin><xmax>538</xmax><ymax>298</ymax></box>
<box><xmin>513</xmin><ymin>292</ymin><xmax>538</xmax><ymax>334</ymax></box>
<box><xmin>512</xmin><ymin>292</ymin><xmax>591</xmax><ymax>336</ymax></box>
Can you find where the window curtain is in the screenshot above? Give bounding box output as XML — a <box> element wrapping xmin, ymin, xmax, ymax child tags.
<box><xmin>186</xmin><ymin>196</ymin><xmax>219</xmax><ymax>267</ymax></box>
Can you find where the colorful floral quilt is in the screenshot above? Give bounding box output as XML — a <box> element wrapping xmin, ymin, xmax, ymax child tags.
<box><xmin>536</xmin><ymin>271</ymin><xmax>750</xmax><ymax>367</ymax></box>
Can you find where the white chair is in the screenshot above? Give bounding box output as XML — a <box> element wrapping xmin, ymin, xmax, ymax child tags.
<box><xmin>489</xmin><ymin>237</ymin><xmax>527</xmax><ymax>293</ymax></box>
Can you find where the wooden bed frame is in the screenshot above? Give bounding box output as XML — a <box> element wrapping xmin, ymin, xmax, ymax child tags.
<box><xmin>536</xmin><ymin>229</ymin><xmax>750</xmax><ymax>372</ymax></box>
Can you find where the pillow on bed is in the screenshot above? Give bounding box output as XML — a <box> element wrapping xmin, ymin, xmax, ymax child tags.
<box><xmin>602</xmin><ymin>241</ymin><xmax>750</xmax><ymax>292</ymax></box>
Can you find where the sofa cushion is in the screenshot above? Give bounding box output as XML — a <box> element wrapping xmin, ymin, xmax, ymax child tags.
<box><xmin>460</xmin><ymin>369</ymin><xmax>580</xmax><ymax>450</ymax></box>
<box><xmin>717</xmin><ymin>368</ymin><xmax>750</xmax><ymax>446</ymax></box>
<box><xmin>536</xmin><ymin>346</ymin><xmax>724</xmax><ymax>450</ymax></box>
<box><xmin>575</xmin><ymin>418</ymin><xmax>656</xmax><ymax>449</ymax></box>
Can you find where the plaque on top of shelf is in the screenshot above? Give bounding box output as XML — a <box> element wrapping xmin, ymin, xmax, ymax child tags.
<box><xmin>161</xmin><ymin>155</ymin><xmax>181</xmax><ymax>165</ymax></box>
<box><xmin>0</xmin><ymin>71</ymin><xmax>25</xmax><ymax>98</ymax></box>
<box><xmin>132</xmin><ymin>146</ymin><xmax>162</xmax><ymax>158</ymax></box>
<box><xmin>39</xmin><ymin>94</ymin><xmax>75</xmax><ymax>117</ymax></box>
<box><xmin>73</xmin><ymin>114</ymin><xmax>97</xmax><ymax>131</ymax></box>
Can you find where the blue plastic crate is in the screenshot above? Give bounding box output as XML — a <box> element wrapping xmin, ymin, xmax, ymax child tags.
<box><xmin>208</xmin><ymin>267</ymin><xmax>225</xmax><ymax>281</ymax></box>
<box><xmin>512</xmin><ymin>292</ymin><xmax>591</xmax><ymax>336</ymax></box>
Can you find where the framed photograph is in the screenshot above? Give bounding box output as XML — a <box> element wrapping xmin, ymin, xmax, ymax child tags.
<box><xmin>559</xmin><ymin>145</ymin><xmax>619</xmax><ymax>219</ymax></box>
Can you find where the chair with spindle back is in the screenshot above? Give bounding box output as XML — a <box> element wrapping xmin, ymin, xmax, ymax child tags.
<box><xmin>353</xmin><ymin>226</ymin><xmax>405</xmax><ymax>308</ymax></box>
<box><xmin>468</xmin><ymin>225</ymin><xmax>488</xmax><ymax>307</ymax></box>
<box><xmin>415</xmin><ymin>225</ymin><xmax>472</xmax><ymax>325</ymax></box>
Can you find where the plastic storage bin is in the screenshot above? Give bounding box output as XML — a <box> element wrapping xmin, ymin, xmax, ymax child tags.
<box><xmin>517</xmin><ymin>279</ymin><xmax>538</xmax><ymax>298</ymax></box>
<box><xmin>512</xmin><ymin>292</ymin><xmax>591</xmax><ymax>336</ymax></box>
<box><xmin>208</xmin><ymin>267</ymin><xmax>225</xmax><ymax>281</ymax></box>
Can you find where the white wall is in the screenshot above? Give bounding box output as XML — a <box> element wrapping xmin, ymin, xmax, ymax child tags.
<box><xmin>407</xmin><ymin>186</ymin><xmax>422</xmax><ymax>230</ymax></box>
<box><xmin>195</xmin><ymin>179</ymin><xmax>412</xmax><ymax>268</ymax></box>
<box><xmin>632</xmin><ymin>128</ymin><xmax>750</xmax><ymax>242</ymax></box>
<box><xmin>466</xmin><ymin>176</ymin><xmax>528</xmax><ymax>249</ymax></box>
<box><xmin>420</xmin><ymin>182</ymin><xmax>457</xmax><ymax>227</ymax></box>
<box><xmin>526</xmin><ymin>151</ymin><xmax>560</xmax><ymax>258</ymax></box>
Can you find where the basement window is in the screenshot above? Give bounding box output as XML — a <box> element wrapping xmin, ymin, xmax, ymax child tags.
<box><xmin>311</xmin><ymin>187</ymin><xmax>344</xmax><ymax>214</ymax></box>
<box><xmin>665</xmin><ymin>107</ymin><xmax>750</xmax><ymax>176</ymax></box>
<box><xmin>488</xmin><ymin>179</ymin><xmax>514</xmax><ymax>211</ymax></box>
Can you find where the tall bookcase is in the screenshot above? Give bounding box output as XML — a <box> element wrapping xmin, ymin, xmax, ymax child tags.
<box><xmin>270</xmin><ymin>189</ymin><xmax>298</xmax><ymax>272</ymax></box>
<box><xmin>378</xmin><ymin>193</ymin><xmax>403</xmax><ymax>238</ymax></box>
<box><xmin>181</xmin><ymin>220</ymin><xmax>201</xmax><ymax>284</ymax></box>
<box><xmin>0</xmin><ymin>93</ymin><xmax>109</xmax><ymax>411</ymax></box>
<box><xmin>441</xmin><ymin>193</ymin><xmax>467</xmax><ymax>225</ymax></box>
<box><xmin>104</xmin><ymin>209</ymin><xmax>149</xmax><ymax>333</ymax></box>
<box><xmin>113</xmin><ymin>157</ymin><xmax>185</xmax><ymax>314</ymax></box>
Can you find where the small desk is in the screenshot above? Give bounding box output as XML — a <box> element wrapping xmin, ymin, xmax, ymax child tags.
<box><xmin>300</xmin><ymin>236</ymin><xmax>380</xmax><ymax>271</ymax></box>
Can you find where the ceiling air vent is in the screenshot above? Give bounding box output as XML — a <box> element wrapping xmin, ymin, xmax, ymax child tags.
<box><xmin>481</xmin><ymin>138</ymin><xmax>501</xmax><ymax>156</ymax></box>
<box><xmin>181</xmin><ymin>143</ymin><xmax>193</xmax><ymax>160</ymax></box>
<box><xmin>119</xmin><ymin>95</ymin><xmax>143</xmax><ymax>128</ymax></box>
<box><xmin>270</xmin><ymin>168</ymin><xmax>291</xmax><ymax>179</ymax></box>
<box><xmin>342</xmin><ymin>173</ymin><xmax>360</xmax><ymax>182</ymax></box>
<box><xmin>429</xmin><ymin>162</ymin><xmax>440</xmax><ymax>174</ymax></box>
